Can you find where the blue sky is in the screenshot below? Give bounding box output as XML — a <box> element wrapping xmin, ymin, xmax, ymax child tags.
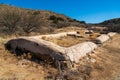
<box><xmin>0</xmin><ymin>0</ymin><xmax>120</xmax><ymax>23</ymax></box>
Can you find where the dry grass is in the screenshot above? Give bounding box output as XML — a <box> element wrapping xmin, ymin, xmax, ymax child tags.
<box><xmin>43</xmin><ymin>35</ymin><xmax>87</xmax><ymax>47</ymax></box>
<box><xmin>42</xmin><ymin>31</ymin><xmax>100</xmax><ymax>47</ymax></box>
<box><xmin>54</xmin><ymin>26</ymin><xmax>86</xmax><ymax>33</ymax></box>
<box><xmin>89</xmin><ymin>32</ymin><xmax>100</xmax><ymax>39</ymax></box>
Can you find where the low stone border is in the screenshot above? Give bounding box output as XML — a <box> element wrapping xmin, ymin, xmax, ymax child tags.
<box><xmin>5</xmin><ymin>31</ymin><xmax>116</xmax><ymax>68</ymax></box>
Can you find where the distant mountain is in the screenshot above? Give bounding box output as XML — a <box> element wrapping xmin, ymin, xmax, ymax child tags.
<box><xmin>0</xmin><ymin>4</ymin><xmax>86</xmax><ymax>35</ymax></box>
<box><xmin>98</xmin><ymin>18</ymin><xmax>120</xmax><ymax>32</ymax></box>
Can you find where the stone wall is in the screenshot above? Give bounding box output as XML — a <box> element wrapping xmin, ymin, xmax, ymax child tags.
<box><xmin>65</xmin><ymin>42</ymin><xmax>97</xmax><ymax>63</ymax></box>
<box><xmin>5</xmin><ymin>32</ymin><xmax>116</xmax><ymax>66</ymax></box>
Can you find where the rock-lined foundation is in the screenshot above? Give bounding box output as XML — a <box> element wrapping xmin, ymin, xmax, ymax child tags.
<box><xmin>5</xmin><ymin>32</ymin><xmax>116</xmax><ymax>68</ymax></box>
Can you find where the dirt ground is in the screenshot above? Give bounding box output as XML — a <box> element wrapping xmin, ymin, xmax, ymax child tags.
<box><xmin>78</xmin><ymin>34</ymin><xmax>120</xmax><ymax>80</ymax></box>
<box><xmin>0</xmin><ymin>33</ymin><xmax>120</xmax><ymax>80</ymax></box>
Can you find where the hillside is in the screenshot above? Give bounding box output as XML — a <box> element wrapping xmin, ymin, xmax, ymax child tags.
<box><xmin>0</xmin><ymin>4</ymin><xmax>86</xmax><ymax>36</ymax></box>
<box><xmin>98</xmin><ymin>18</ymin><xmax>120</xmax><ymax>32</ymax></box>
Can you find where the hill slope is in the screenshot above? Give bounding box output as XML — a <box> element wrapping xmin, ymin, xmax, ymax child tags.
<box><xmin>0</xmin><ymin>4</ymin><xmax>86</xmax><ymax>36</ymax></box>
<box><xmin>98</xmin><ymin>18</ymin><xmax>120</xmax><ymax>32</ymax></box>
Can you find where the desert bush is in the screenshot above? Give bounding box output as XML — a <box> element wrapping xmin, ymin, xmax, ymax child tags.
<box><xmin>73</xmin><ymin>19</ymin><xmax>86</xmax><ymax>24</ymax></box>
<box><xmin>49</xmin><ymin>15</ymin><xmax>57</xmax><ymax>20</ymax></box>
<box><xmin>57</xmin><ymin>22</ymin><xmax>70</xmax><ymax>28</ymax></box>
<box><xmin>80</xmin><ymin>21</ymin><xmax>86</xmax><ymax>24</ymax></box>
<box><xmin>0</xmin><ymin>8</ymin><xmax>21</xmax><ymax>34</ymax></box>
<box><xmin>21</xmin><ymin>13</ymin><xmax>41</xmax><ymax>33</ymax></box>
<box><xmin>0</xmin><ymin>7</ymin><xmax>41</xmax><ymax>34</ymax></box>
<box><xmin>99</xmin><ymin>18</ymin><xmax>120</xmax><ymax>32</ymax></box>
<box><xmin>32</xmin><ymin>11</ymin><xmax>40</xmax><ymax>15</ymax></box>
<box><xmin>0</xmin><ymin>4</ymin><xmax>87</xmax><ymax>35</ymax></box>
<box><xmin>57</xmin><ymin>17</ymin><xmax>64</xmax><ymax>21</ymax></box>
<box><xmin>49</xmin><ymin>15</ymin><xmax>65</xmax><ymax>24</ymax></box>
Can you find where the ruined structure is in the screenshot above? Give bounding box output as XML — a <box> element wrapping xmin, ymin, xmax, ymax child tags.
<box><xmin>5</xmin><ymin>31</ymin><xmax>116</xmax><ymax>68</ymax></box>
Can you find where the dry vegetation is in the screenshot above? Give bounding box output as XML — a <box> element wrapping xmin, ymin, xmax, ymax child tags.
<box><xmin>42</xmin><ymin>35</ymin><xmax>84</xmax><ymax>47</ymax></box>
<box><xmin>98</xmin><ymin>18</ymin><xmax>120</xmax><ymax>32</ymax></box>
<box><xmin>0</xmin><ymin>4</ymin><xmax>86</xmax><ymax>36</ymax></box>
<box><xmin>0</xmin><ymin>3</ymin><xmax>120</xmax><ymax>80</ymax></box>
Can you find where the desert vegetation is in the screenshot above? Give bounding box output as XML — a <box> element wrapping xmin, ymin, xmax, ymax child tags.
<box><xmin>98</xmin><ymin>18</ymin><xmax>120</xmax><ymax>32</ymax></box>
<box><xmin>0</xmin><ymin>4</ymin><xmax>86</xmax><ymax>36</ymax></box>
